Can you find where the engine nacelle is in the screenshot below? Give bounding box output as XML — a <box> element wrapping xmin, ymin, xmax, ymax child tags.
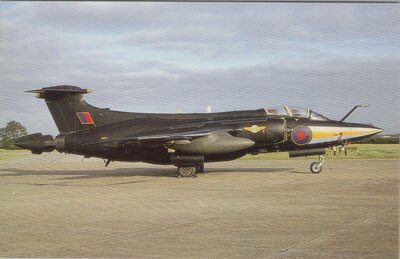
<box><xmin>168</xmin><ymin>132</ymin><xmax>255</xmax><ymax>155</ymax></box>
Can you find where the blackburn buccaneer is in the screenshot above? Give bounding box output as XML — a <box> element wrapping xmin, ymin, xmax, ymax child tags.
<box><xmin>15</xmin><ymin>85</ymin><xmax>382</xmax><ymax>177</ymax></box>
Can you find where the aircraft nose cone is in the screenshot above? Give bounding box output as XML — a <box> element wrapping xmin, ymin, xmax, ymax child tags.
<box><xmin>332</xmin><ymin>123</ymin><xmax>383</xmax><ymax>143</ymax></box>
<box><xmin>367</xmin><ymin>126</ymin><xmax>383</xmax><ymax>135</ymax></box>
<box><xmin>349</xmin><ymin>125</ymin><xmax>383</xmax><ymax>140</ymax></box>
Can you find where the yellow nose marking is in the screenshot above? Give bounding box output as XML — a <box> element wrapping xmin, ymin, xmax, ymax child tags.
<box><xmin>312</xmin><ymin>129</ymin><xmax>381</xmax><ymax>139</ymax></box>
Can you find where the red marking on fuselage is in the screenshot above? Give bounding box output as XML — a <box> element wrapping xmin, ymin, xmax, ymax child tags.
<box><xmin>83</xmin><ymin>113</ymin><xmax>93</xmax><ymax>124</ymax></box>
<box><xmin>296</xmin><ymin>130</ymin><xmax>306</xmax><ymax>141</ymax></box>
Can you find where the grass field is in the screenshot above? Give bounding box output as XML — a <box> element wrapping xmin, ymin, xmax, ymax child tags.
<box><xmin>0</xmin><ymin>144</ymin><xmax>398</xmax><ymax>161</ymax></box>
<box><xmin>0</xmin><ymin>149</ymin><xmax>30</xmax><ymax>161</ymax></box>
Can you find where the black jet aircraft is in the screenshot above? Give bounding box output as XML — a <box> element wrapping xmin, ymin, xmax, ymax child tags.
<box><xmin>15</xmin><ymin>85</ymin><xmax>382</xmax><ymax>177</ymax></box>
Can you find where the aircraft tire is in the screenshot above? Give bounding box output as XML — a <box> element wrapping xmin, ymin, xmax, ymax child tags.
<box><xmin>310</xmin><ymin>162</ymin><xmax>322</xmax><ymax>174</ymax></box>
<box><xmin>195</xmin><ymin>165</ymin><xmax>204</xmax><ymax>173</ymax></box>
<box><xmin>178</xmin><ymin>166</ymin><xmax>197</xmax><ymax>178</ymax></box>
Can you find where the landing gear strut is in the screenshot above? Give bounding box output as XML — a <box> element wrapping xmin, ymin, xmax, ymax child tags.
<box><xmin>310</xmin><ymin>155</ymin><xmax>324</xmax><ymax>174</ymax></box>
<box><xmin>195</xmin><ymin>164</ymin><xmax>205</xmax><ymax>173</ymax></box>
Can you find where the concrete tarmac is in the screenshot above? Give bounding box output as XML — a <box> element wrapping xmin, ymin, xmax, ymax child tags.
<box><xmin>0</xmin><ymin>153</ymin><xmax>398</xmax><ymax>258</ymax></box>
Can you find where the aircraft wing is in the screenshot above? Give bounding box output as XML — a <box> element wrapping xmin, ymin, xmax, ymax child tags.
<box><xmin>126</xmin><ymin>130</ymin><xmax>231</xmax><ymax>148</ymax></box>
<box><xmin>136</xmin><ymin>131</ymin><xmax>217</xmax><ymax>142</ymax></box>
<box><xmin>85</xmin><ymin>128</ymin><xmax>255</xmax><ymax>154</ymax></box>
<box><xmin>86</xmin><ymin>128</ymin><xmax>233</xmax><ymax>147</ymax></box>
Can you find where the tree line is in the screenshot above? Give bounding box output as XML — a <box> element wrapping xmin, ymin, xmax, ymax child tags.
<box><xmin>0</xmin><ymin>121</ymin><xmax>27</xmax><ymax>149</ymax></box>
<box><xmin>353</xmin><ymin>135</ymin><xmax>399</xmax><ymax>144</ymax></box>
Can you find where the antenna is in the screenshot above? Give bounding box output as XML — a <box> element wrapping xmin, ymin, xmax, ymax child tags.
<box><xmin>340</xmin><ymin>105</ymin><xmax>369</xmax><ymax>122</ymax></box>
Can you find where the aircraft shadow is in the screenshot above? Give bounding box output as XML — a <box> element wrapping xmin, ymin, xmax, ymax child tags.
<box><xmin>0</xmin><ymin>166</ymin><xmax>300</xmax><ymax>181</ymax></box>
<box><xmin>0</xmin><ymin>167</ymin><xmax>177</xmax><ymax>180</ymax></box>
<box><xmin>206</xmin><ymin>167</ymin><xmax>294</xmax><ymax>173</ymax></box>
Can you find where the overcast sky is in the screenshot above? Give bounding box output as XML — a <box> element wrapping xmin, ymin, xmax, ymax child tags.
<box><xmin>1</xmin><ymin>2</ymin><xmax>399</xmax><ymax>135</ymax></box>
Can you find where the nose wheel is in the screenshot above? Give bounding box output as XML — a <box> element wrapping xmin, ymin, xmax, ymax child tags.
<box><xmin>310</xmin><ymin>155</ymin><xmax>324</xmax><ymax>174</ymax></box>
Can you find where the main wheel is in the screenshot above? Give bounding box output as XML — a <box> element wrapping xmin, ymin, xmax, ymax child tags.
<box><xmin>310</xmin><ymin>162</ymin><xmax>323</xmax><ymax>174</ymax></box>
<box><xmin>195</xmin><ymin>165</ymin><xmax>204</xmax><ymax>173</ymax></box>
<box><xmin>178</xmin><ymin>166</ymin><xmax>197</xmax><ymax>178</ymax></box>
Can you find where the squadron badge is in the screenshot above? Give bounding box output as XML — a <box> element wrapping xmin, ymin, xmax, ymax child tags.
<box><xmin>77</xmin><ymin>112</ymin><xmax>95</xmax><ymax>125</ymax></box>
<box><xmin>244</xmin><ymin>125</ymin><xmax>266</xmax><ymax>134</ymax></box>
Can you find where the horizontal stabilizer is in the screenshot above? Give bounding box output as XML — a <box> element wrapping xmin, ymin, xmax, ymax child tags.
<box><xmin>27</xmin><ymin>85</ymin><xmax>91</xmax><ymax>99</ymax></box>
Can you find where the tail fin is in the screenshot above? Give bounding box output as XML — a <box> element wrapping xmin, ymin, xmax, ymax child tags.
<box><xmin>28</xmin><ymin>85</ymin><xmax>98</xmax><ymax>134</ymax></box>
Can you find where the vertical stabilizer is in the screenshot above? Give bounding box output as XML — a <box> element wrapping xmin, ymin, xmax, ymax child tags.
<box><xmin>27</xmin><ymin>85</ymin><xmax>97</xmax><ymax>134</ymax></box>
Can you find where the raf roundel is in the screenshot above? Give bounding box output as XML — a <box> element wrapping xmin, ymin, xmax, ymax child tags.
<box><xmin>291</xmin><ymin>126</ymin><xmax>312</xmax><ymax>145</ymax></box>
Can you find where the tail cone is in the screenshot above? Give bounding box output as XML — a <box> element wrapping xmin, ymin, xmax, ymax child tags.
<box><xmin>15</xmin><ymin>133</ymin><xmax>56</xmax><ymax>154</ymax></box>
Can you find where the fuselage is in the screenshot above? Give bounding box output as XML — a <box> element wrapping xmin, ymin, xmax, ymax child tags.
<box><xmin>15</xmin><ymin>86</ymin><xmax>382</xmax><ymax>167</ymax></box>
<box><xmin>57</xmin><ymin>108</ymin><xmax>382</xmax><ymax>164</ymax></box>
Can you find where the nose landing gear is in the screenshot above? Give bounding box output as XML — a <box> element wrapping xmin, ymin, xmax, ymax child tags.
<box><xmin>310</xmin><ymin>155</ymin><xmax>324</xmax><ymax>174</ymax></box>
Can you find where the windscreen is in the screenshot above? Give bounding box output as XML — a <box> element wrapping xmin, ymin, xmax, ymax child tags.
<box><xmin>310</xmin><ymin>110</ymin><xmax>329</xmax><ymax>121</ymax></box>
<box><xmin>265</xmin><ymin>107</ymin><xmax>288</xmax><ymax>116</ymax></box>
<box><xmin>287</xmin><ymin>107</ymin><xmax>308</xmax><ymax>118</ymax></box>
<box><xmin>265</xmin><ymin>106</ymin><xmax>329</xmax><ymax>121</ymax></box>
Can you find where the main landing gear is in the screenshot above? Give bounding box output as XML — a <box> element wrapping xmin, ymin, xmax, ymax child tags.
<box><xmin>177</xmin><ymin>164</ymin><xmax>204</xmax><ymax>178</ymax></box>
<box><xmin>195</xmin><ymin>164</ymin><xmax>205</xmax><ymax>173</ymax></box>
<box><xmin>310</xmin><ymin>155</ymin><xmax>324</xmax><ymax>174</ymax></box>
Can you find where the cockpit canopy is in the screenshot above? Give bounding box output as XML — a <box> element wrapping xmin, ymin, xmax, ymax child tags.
<box><xmin>264</xmin><ymin>106</ymin><xmax>328</xmax><ymax>121</ymax></box>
